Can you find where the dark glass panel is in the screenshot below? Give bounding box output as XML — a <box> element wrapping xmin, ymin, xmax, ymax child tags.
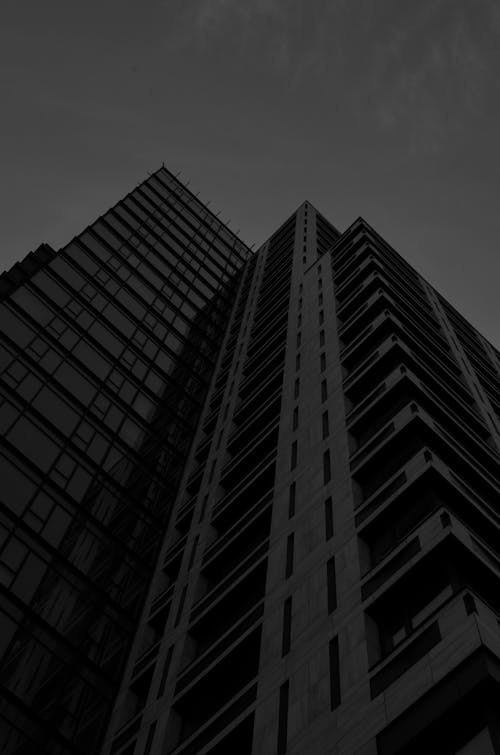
<box><xmin>7</xmin><ymin>418</ymin><xmax>60</xmax><ymax>472</ymax></box>
<box><xmin>32</xmin><ymin>387</ymin><xmax>80</xmax><ymax>436</ymax></box>
<box><xmin>0</xmin><ymin>305</ymin><xmax>35</xmax><ymax>347</ymax></box>
<box><xmin>0</xmin><ymin>457</ymin><xmax>36</xmax><ymax>516</ymax></box>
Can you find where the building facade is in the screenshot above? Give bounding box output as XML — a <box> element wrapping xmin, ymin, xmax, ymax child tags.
<box><xmin>1</xmin><ymin>168</ymin><xmax>500</xmax><ymax>754</ymax></box>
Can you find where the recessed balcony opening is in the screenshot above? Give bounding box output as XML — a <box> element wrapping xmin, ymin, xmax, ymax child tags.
<box><xmin>202</xmin><ymin>507</ymin><xmax>272</xmax><ymax>586</ymax></box>
<box><xmin>214</xmin><ymin>460</ymin><xmax>276</xmax><ymax>533</ymax></box>
<box><xmin>173</xmin><ymin>628</ymin><xmax>261</xmax><ymax>745</ymax></box>
<box><xmin>366</xmin><ymin>537</ymin><xmax>500</xmax><ymax>672</ymax></box>
<box><xmin>189</xmin><ymin>560</ymin><xmax>267</xmax><ymax>658</ymax></box>
<box><xmin>228</xmin><ymin>394</ymin><xmax>281</xmax><ymax>455</ymax></box>
<box><xmin>358</xmin><ymin>471</ymin><xmax>450</xmax><ymax>572</ymax></box>
<box><xmin>365</xmin><ymin>547</ymin><xmax>455</xmax><ymax>667</ymax></box>
<box><xmin>220</xmin><ymin>426</ymin><xmax>279</xmax><ymax>491</ymax></box>
<box><xmin>205</xmin><ymin>713</ymin><xmax>254</xmax><ymax>755</ymax></box>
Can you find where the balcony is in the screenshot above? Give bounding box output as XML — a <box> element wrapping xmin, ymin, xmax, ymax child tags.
<box><xmin>350</xmin><ymin>404</ymin><xmax>500</xmax><ymax>506</ymax></box>
<box><xmin>234</xmin><ymin>377</ymin><xmax>283</xmax><ymax>427</ymax></box>
<box><xmin>246</xmin><ymin>313</ymin><xmax>288</xmax><ymax>361</ymax></box>
<box><xmin>348</xmin><ymin>370</ymin><xmax>492</xmax><ymax>462</ymax></box>
<box><xmin>336</xmin><ymin>268</ymin><xmax>429</xmax><ymax>326</ymax></box>
<box><xmin>202</xmin><ymin>506</ymin><xmax>272</xmax><ymax>586</ymax></box>
<box><xmin>341</xmin><ymin>311</ymin><xmax>455</xmax><ymax>379</ymax></box>
<box><xmin>228</xmin><ymin>392</ymin><xmax>281</xmax><ymax>455</ymax></box>
<box><xmin>168</xmin><ymin>660</ymin><xmax>258</xmax><ymax>755</ymax></box>
<box><xmin>343</xmin><ymin>334</ymin><xmax>471</xmax><ymax>412</ymax></box>
<box><xmin>242</xmin><ymin>327</ymin><xmax>287</xmax><ymax>380</ymax></box>
<box><xmin>219</xmin><ymin>423</ymin><xmax>279</xmax><ymax>491</ymax></box>
<box><xmin>176</xmin><ymin>610</ymin><xmax>263</xmax><ymax>694</ymax></box>
<box><xmin>189</xmin><ymin>558</ymin><xmax>267</xmax><ymax>644</ymax></box>
<box><xmin>339</xmin><ymin>286</ymin><xmax>442</xmax><ymax>349</ymax></box>
<box><xmin>346</xmin><ymin>364</ymin><xmax>487</xmax><ymax>445</ymax></box>
<box><xmin>193</xmin><ymin>539</ymin><xmax>269</xmax><ymax>620</ymax></box>
<box><xmin>368</xmin><ymin>584</ymin><xmax>500</xmax><ymax>755</ymax></box>
<box><xmin>238</xmin><ymin>350</ymin><xmax>285</xmax><ymax>402</ymax></box>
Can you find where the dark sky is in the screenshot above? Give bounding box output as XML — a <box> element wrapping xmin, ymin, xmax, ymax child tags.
<box><xmin>2</xmin><ymin>0</ymin><xmax>500</xmax><ymax>344</ymax></box>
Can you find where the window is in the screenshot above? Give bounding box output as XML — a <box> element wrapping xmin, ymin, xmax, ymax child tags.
<box><xmin>282</xmin><ymin>597</ymin><xmax>292</xmax><ymax>656</ymax></box>
<box><xmin>319</xmin><ymin>329</ymin><xmax>325</xmax><ymax>347</ymax></box>
<box><xmin>285</xmin><ymin>534</ymin><xmax>294</xmax><ymax>578</ymax></box>
<box><xmin>319</xmin><ymin>310</ymin><xmax>324</xmax><ymax>325</ymax></box>
<box><xmin>320</xmin><ymin>352</ymin><xmax>326</xmax><ymax>372</ymax></box>
<box><xmin>7</xmin><ymin>419</ymin><xmax>59</xmax><ymax>473</ymax></box>
<box><xmin>288</xmin><ymin>483</ymin><xmax>296</xmax><ymax>518</ymax></box>
<box><xmin>321</xmin><ymin>379</ymin><xmax>328</xmax><ymax>402</ymax></box>
<box><xmin>296</xmin><ymin>332</ymin><xmax>301</xmax><ymax>348</ymax></box>
<box><xmin>157</xmin><ymin>646</ymin><xmax>174</xmax><ymax>699</ymax></box>
<box><xmin>292</xmin><ymin>406</ymin><xmax>298</xmax><ymax>431</ymax></box>
<box><xmin>325</xmin><ymin>497</ymin><xmax>334</xmax><ymax>540</ymax></box>
<box><xmin>291</xmin><ymin>441</ymin><xmax>298</xmax><ymax>470</ymax></box>
<box><xmin>323</xmin><ymin>450</ymin><xmax>331</xmax><ymax>484</ymax></box>
<box><xmin>294</xmin><ymin>378</ymin><xmax>300</xmax><ymax>399</ymax></box>
<box><xmin>327</xmin><ymin>557</ymin><xmax>337</xmax><ymax>613</ymax></box>
<box><xmin>295</xmin><ymin>353</ymin><xmax>301</xmax><ymax>371</ymax></box>
<box><xmin>329</xmin><ymin>636</ymin><xmax>341</xmax><ymax>710</ymax></box>
<box><xmin>322</xmin><ymin>411</ymin><xmax>329</xmax><ymax>439</ymax></box>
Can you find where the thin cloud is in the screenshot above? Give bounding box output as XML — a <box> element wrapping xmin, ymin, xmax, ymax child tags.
<box><xmin>369</xmin><ymin>0</ymin><xmax>499</xmax><ymax>150</ymax></box>
<box><xmin>169</xmin><ymin>0</ymin><xmax>348</xmax><ymax>82</ymax></box>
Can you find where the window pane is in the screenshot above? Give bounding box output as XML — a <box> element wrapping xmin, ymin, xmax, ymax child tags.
<box><xmin>0</xmin><ymin>458</ymin><xmax>36</xmax><ymax>515</ymax></box>
<box><xmin>7</xmin><ymin>418</ymin><xmax>59</xmax><ymax>471</ymax></box>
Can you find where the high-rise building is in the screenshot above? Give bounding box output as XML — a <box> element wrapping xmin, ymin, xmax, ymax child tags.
<box><xmin>1</xmin><ymin>167</ymin><xmax>500</xmax><ymax>755</ymax></box>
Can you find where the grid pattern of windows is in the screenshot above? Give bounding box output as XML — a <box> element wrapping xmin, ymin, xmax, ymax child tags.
<box><xmin>0</xmin><ymin>167</ymin><xmax>249</xmax><ymax>754</ymax></box>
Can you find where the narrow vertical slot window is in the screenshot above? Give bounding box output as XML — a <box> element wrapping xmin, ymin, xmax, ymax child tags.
<box><xmin>325</xmin><ymin>497</ymin><xmax>334</xmax><ymax>540</ymax></box>
<box><xmin>282</xmin><ymin>597</ymin><xmax>292</xmax><ymax>656</ymax></box>
<box><xmin>174</xmin><ymin>586</ymin><xmax>187</xmax><ymax>627</ymax></box>
<box><xmin>327</xmin><ymin>557</ymin><xmax>337</xmax><ymax>613</ymax></box>
<box><xmin>318</xmin><ymin>292</ymin><xmax>323</xmax><ymax>306</ymax></box>
<box><xmin>320</xmin><ymin>352</ymin><xmax>326</xmax><ymax>372</ymax></box>
<box><xmin>329</xmin><ymin>636</ymin><xmax>341</xmax><ymax>710</ymax></box>
<box><xmin>323</xmin><ymin>449</ymin><xmax>331</xmax><ymax>483</ymax></box>
<box><xmin>319</xmin><ymin>329</ymin><xmax>325</xmax><ymax>347</ymax></box>
<box><xmin>285</xmin><ymin>534</ymin><xmax>294</xmax><ymax>578</ymax></box>
<box><xmin>294</xmin><ymin>378</ymin><xmax>300</xmax><ymax>399</ymax></box>
<box><xmin>322</xmin><ymin>411</ymin><xmax>329</xmax><ymax>439</ymax></box>
<box><xmin>199</xmin><ymin>494</ymin><xmax>208</xmax><ymax>523</ymax></box>
<box><xmin>144</xmin><ymin>722</ymin><xmax>157</xmax><ymax>755</ymax></box>
<box><xmin>292</xmin><ymin>406</ymin><xmax>299</xmax><ymax>431</ymax></box>
<box><xmin>157</xmin><ymin>646</ymin><xmax>174</xmax><ymax>698</ymax></box>
<box><xmin>288</xmin><ymin>482</ymin><xmax>296</xmax><ymax>518</ymax></box>
<box><xmin>277</xmin><ymin>681</ymin><xmax>290</xmax><ymax>754</ymax></box>
<box><xmin>188</xmin><ymin>536</ymin><xmax>198</xmax><ymax>570</ymax></box>
<box><xmin>291</xmin><ymin>441</ymin><xmax>298</xmax><ymax>470</ymax></box>
<box><xmin>295</xmin><ymin>353</ymin><xmax>301</xmax><ymax>371</ymax></box>
<box><xmin>319</xmin><ymin>309</ymin><xmax>324</xmax><ymax>325</ymax></box>
<box><xmin>321</xmin><ymin>379</ymin><xmax>328</xmax><ymax>402</ymax></box>
<box><xmin>297</xmin><ymin>332</ymin><xmax>301</xmax><ymax>348</ymax></box>
<box><xmin>208</xmin><ymin>460</ymin><xmax>216</xmax><ymax>483</ymax></box>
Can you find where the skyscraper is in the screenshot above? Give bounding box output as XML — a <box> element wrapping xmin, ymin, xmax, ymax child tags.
<box><xmin>1</xmin><ymin>167</ymin><xmax>500</xmax><ymax>755</ymax></box>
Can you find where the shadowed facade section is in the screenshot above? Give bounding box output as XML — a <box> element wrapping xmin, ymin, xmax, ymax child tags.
<box><xmin>1</xmin><ymin>168</ymin><xmax>500</xmax><ymax>754</ymax></box>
